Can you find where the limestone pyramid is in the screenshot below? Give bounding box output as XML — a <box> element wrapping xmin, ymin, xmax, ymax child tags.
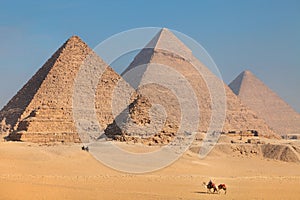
<box><xmin>105</xmin><ymin>28</ymin><xmax>279</xmax><ymax>143</ymax></box>
<box><xmin>229</xmin><ymin>70</ymin><xmax>300</xmax><ymax>136</ymax></box>
<box><xmin>0</xmin><ymin>36</ymin><xmax>132</xmax><ymax>143</ymax></box>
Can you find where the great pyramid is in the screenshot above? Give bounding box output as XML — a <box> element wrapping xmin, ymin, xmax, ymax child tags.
<box><xmin>105</xmin><ymin>28</ymin><xmax>279</xmax><ymax>144</ymax></box>
<box><xmin>0</xmin><ymin>36</ymin><xmax>132</xmax><ymax>143</ymax></box>
<box><xmin>0</xmin><ymin>31</ymin><xmax>280</xmax><ymax>144</ymax></box>
<box><xmin>229</xmin><ymin>70</ymin><xmax>300</xmax><ymax>136</ymax></box>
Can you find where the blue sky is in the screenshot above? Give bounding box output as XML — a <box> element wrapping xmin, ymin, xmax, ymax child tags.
<box><xmin>0</xmin><ymin>0</ymin><xmax>299</xmax><ymax>112</ymax></box>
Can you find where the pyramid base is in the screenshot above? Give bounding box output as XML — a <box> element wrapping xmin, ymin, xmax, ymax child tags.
<box><xmin>7</xmin><ymin>131</ymin><xmax>81</xmax><ymax>143</ymax></box>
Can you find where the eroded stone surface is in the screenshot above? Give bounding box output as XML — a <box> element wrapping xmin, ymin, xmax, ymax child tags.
<box><xmin>111</xmin><ymin>28</ymin><xmax>279</xmax><ymax>143</ymax></box>
<box><xmin>229</xmin><ymin>70</ymin><xmax>300</xmax><ymax>136</ymax></box>
<box><xmin>0</xmin><ymin>31</ymin><xmax>281</xmax><ymax>144</ymax></box>
<box><xmin>0</xmin><ymin>36</ymin><xmax>133</xmax><ymax>143</ymax></box>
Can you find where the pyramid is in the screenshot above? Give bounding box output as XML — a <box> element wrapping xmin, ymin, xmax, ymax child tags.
<box><xmin>0</xmin><ymin>36</ymin><xmax>133</xmax><ymax>143</ymax></box>
<box><xmin>105</xmin><ymin>28</ymin><xmax>279</xmax><ymax>143</ymax></box>
<box><xmin>229</xmin><ymin>70</ymin><xmax>300</xmax><ymax>136</ymax></box>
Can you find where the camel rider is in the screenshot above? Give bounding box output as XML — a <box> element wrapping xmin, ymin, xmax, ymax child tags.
<box><xmin>208</xmin><ymin>180</ymin><xmax>215</xmax><ymax>188</ymax></box>
<box><xmin>208</xmin><ymin>180</ymin><xmax>212</xmax><ymax>187</ymax></box>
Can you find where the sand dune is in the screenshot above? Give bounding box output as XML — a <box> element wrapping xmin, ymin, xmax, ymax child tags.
<box><xmin>1</xmin><ymin>139</ymin><xmax>300</xmax><ymax>200</ymax></box>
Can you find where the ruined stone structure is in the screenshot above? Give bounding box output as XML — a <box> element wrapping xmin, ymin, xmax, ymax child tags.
<box><xmin>0</xmin><ymin>36</ymin><xmax>130</xmax><ymax>142</ymax></box>
<box><xmin>229</xmin><ymin>70</ymin><xmax>300</xmax><ymax>136</ymax></box>
<box><xmin>0</xmin><ymin>30</ymin><xmax>282</xmax><ymax>144</ymax></box>
<box><xmin>105</xmin><ymin>28</ymin><xmax>279</xmax><ymax>143</ymax></box>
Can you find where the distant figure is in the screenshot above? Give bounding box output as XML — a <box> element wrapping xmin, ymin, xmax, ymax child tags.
<box><xmin>203</xmin><ymin>180</ymin><xmax>218</xmax><ymax>193</ymax></box>
<box><xmin>217</xmin><ymin>184</ymin><xmax>227</xmax><ymax>194</ymax></box>
<box><xmin>81</xmin><ymin>146</ymin><xmax>89</xmax><ymax>152</ymax></box>
<box><xmin>208</xmin><ymin>180</ymin><xmax>213</xmax><ymax>187</ymax></box>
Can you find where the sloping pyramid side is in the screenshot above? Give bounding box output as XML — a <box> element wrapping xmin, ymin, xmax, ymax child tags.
<box><xmin>229</xmin><ymin>70</ymin><xmax>300</xmax><ymax>136</ymax></box>
<box><xmin>0</xmin><ymin>36</ymin><xmax>133</xmax><ymax>143</ymax></box>
<box><xmin>114</xmin><ymin>28</ymin><xmax>278</xmax><ymax>142</ymax></box>
<box><xmin>0</xmin><ymin>40</ymin><xmax>65</xmax><ymax>130</ymax></box>
<box><xmin>121</xmin><ymin>28</ymin><xmax>192</xmax><ymax>77</ymax></box>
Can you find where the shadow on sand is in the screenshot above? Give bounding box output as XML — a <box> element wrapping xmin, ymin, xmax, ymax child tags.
<box><xmin>194</xmin><ymin>191</ymin><xmax>219</xmax><ymax>195</ymax></box>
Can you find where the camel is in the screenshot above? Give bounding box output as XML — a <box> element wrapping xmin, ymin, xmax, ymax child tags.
<box><xmin>81</xmin><ymin>146</ymin><xmax>89</xmax><ymax>152</ymax></box>
<box><xmin>217</xmin><ymin>184</ymin><xmax>227</xmax><ymax>194</ymax></box>
<box><xmin>203</xmin><ymin>181</ymin><xmax>227</xmax><ymax>194</ymax></box>
<box><xmin>203</xmin><ymin>181</ymin><xmax>218</xmax><ymax>193</ymax></box>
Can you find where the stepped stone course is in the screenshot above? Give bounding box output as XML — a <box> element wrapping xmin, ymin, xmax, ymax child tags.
<box><xmin>229</xmin><ymin>70</ymin><xmax>300</xmax><ymax>136</ymax></box>
<box><xmin>0</xmin><ymin>36</ymin><xmax>132</xmax><ymax>143</ymax></box>
<box><xmin>0</xmin><ymin>30</ymin><xmax>283</xmax><ymax>144</ymax></box>
<box><xmin>106</xmin><ymin>28</ymin><xmax>279</xmax><ymax>143</ymax></box>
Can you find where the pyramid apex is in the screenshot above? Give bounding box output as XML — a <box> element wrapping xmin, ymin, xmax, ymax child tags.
<box><xmin>65</xmin><ymin>35</ymin><xmax>85</xmax><ymax>43</ymax></box>
<box><xmin>122</xmin><ymin>28</ymin><xmax>192</xmax><ymax>76</ymax></box>
<box><xmin>229</xmin><ymin>70</ymin><xmax>248</xmax><ymax>95</ymax></box>
<box><xmin>58</xmin><ymin>35</ymin><xmax>90</xmax><ymax>55</ymax></box>
<box><xmin>144</xmin><ymin>28</ymin><xmax>192</xmax><ymax>58</ymax></box>
<box><xmin>160</xmin><ymin>27</ymin><xmax>170</xmax><ymax>32</ymax></box>
<box><xmin>234</xmin><ymin>70</ymin><xmax>255</xmax><ymax>81</ymax></box>
<box><xmin>243</xmin><ymin>70</ymin><xmax>254</xmax><ymax>76</ymax></box>
<box><xmin>69</xmin><ymin>35</ymin><xmax>80</xmax><ymax>39</ymax></box>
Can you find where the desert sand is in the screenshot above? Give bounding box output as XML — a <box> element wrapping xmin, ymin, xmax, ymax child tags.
<box><xmin>1</xmin><ymin>136</ymin><xmax>299</xmax><ymax>200</ymax></box>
